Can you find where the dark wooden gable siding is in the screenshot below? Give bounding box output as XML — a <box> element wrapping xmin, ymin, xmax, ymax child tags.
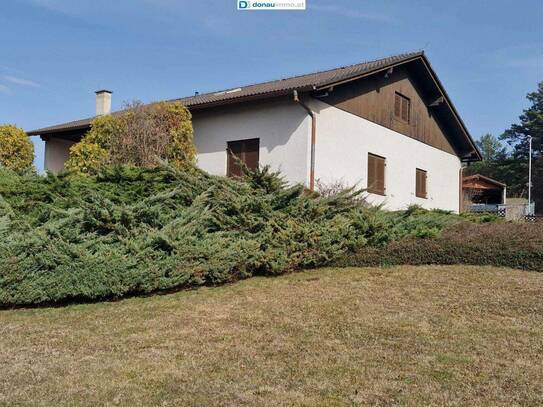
<box><xmin>323</xmin><ymin>65</ymin><xmax>457</xmax><ymax>156</ymax></box>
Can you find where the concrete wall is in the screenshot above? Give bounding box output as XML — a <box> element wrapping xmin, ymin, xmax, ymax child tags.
<box><xmin>44</xmin><ymin>138</ymin><xmax>76</xmax><ymax>174</ymax></box>
<box><xmin>310</xmin><ymin>99</ymin><xmax>462</xmax><ymax>212</ymax></box>
<box><xmin>192</xmin><ymin>99</ymin><xmax>311</xmax><ymax>185</ymax></box>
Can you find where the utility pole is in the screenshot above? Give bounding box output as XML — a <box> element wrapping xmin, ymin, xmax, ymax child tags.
<box><xmin>528</xmin><ymin>135</ymin><xmax>533</xmax><ymax>215</ymax></box>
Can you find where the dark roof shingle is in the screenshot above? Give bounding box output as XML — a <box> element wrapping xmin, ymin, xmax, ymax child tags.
<box><xmin>28</xmin><ymin>51</ymin><xmax>424</xmax><ymax>135</ymax></box>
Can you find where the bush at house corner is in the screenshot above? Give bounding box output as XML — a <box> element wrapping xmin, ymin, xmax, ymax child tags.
<box><xmin>64</xmin><ymin>101</ymin><xmax>197</xmax><ymax>175</ymax></box>
<box><xmin>0</xmin><ymin>124</ymin><xmax>34</xmax><ymax>172</ymax></box>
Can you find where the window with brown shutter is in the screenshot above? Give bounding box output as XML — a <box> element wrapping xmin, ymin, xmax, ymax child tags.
<box><xmin>416</xmin><ymin>168</ymin><xmax>427</xmax><ymax>198</ymax></box>
<box><xmin>394</xmin><ymin>92</ymin><xmax>410</xmax><ymax>123</ymax></box>
<box><xmin>227</xmin><ymin>138</ymin><xmax>259</xmax><ymax>177</ymax></box>
<box><xmin>367</xmin><ymin>153</ymin><xmax>386</xmax><ymax>195</ymax></box>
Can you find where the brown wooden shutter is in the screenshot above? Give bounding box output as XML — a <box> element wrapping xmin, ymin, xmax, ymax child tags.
<box><xmin>227</xmin><ymin>140</ymin><xmax>243</xmax><ymax>177</ymax></box>
<box><xmin>368</xmin><ymin>155</ymin><xmax>376</xmax><ymax>191</ymax></box>
<box><xmin>394</xmin><ymin>92</ymin><xmax>410</xmax><ymax>123</ymax></box>
<box><xmin>243</xmin><ymin>138</ymin><xmax>259</xmax><ymax>171</ymax></box>
<box><xmin>422</xmin><ymin>170</ymin><xmax>427</xmax><ymax>197</ymax></box>
<box><xmin>227</xmin><ymin>138</ymin><xmax>260</xmax><ymax>177</ymax></box>
<box><xmin>401</xmin><ymin>97</ymin><xmax>410</xmax><ymax>122</ymax></box>
<box><xmin>376</xmin><ymin>157</ymin><xmax>385</xmax><ymax>193</ymax></box>
<box><xmin>368</xmin><ymin>153</ymin><xmax>385</xmax><ymax>195</ymax></box>
<box><xmin>416</xmin><ymin>168</ymin><xmax>427</xmax><ymax>198</ymax></box>
<box><xmin>394</xmin><ymin>94</ymin><xmax>401</xmax><ymax>118</ymax></box>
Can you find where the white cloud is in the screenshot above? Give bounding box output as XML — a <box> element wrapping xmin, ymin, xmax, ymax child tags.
<box><xmin>3</xmin><ymin>76</ymin><xmax>40</xmax><ymax>88</ymax></box>
<box><xmin>311</xmin><ymin>4</ymin><xmax>396</xmax><ymax>24</ymax></box>
<box><xmin>0</xmin><ymin>84</ymin><xmax>11</xmax><ymax>94</ymax></box>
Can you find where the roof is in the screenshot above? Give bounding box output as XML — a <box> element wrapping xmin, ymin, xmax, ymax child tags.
<box><xmin>27</xmin><ymin>51</ymin><xmax>424</xmax><ymax>135</ymax></box>
<box><xmin>463</xmin><ymin>174</ymin><xmax>506</xmax><ymax>188</ymax></box>
<box><xmin>26</xmin><ymin>50</ymin><xmax>481</xmax><ymax>160</ymax></box>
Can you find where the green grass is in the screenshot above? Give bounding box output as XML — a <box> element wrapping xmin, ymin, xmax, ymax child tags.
<box><xmin>1</xmin><ymin>265</ymin><xmax>542</xmax><ymax>406</ymax></box>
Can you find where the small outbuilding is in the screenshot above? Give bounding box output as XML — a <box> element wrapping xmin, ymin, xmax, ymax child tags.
<box><xmin>462</xmin><ymin>174</ymin><xmax>506</xmax><ymax>210</ymax></box>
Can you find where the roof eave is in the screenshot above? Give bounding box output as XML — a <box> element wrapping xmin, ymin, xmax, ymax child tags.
<box><xmin>27</xmin><ymin>88</ymin><xmax>316</xmax><ymax>136</ymax></box>
<box><xmin>314</xmin><ymin>52</ymin><xmax>424</xmax><ymax>91</ymax></box>
<box><xmin>27</xmin><ymin>124</ymin><xmax>92</xmax><ymax>137</ymax></box>
<box><xmin>463</xmin><ymin>174</ymin><xmax>506</xmax><ymax>188</ymax></box>
<box><xmin>183</xmin><ymin>86</ymin><xmax>314</xmax><ymax>112</ymax></box>
<box><xmin>417</xmin><ymin>55</ymin><xmax>482</xmax><ymax>161</ymax></box>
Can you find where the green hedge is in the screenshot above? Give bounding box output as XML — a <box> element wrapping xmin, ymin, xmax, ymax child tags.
<box><xmin>0</xmin><ymin>164</ymin><xmax>512</xmax><ymax>307</ymax></box>
<box><xmin>333</xmin><ymin>222</ymin><xmax>543</xmax><ymax>272</ymax></box>
<box><xmin>1</xmin><ymin>165</ymin><xmax>381</xmax><ymax>306</ymax></box>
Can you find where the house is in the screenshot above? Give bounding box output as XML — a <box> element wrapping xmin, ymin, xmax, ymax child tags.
<box><xmin>27</xmin><ymin>51</ymin><xmax>481</xmax><ymax>212</ymax></box>
<box><xmin>462</xmin><ymin>174</ymin><xmax>507</xmax><ymax>211</ymax></box>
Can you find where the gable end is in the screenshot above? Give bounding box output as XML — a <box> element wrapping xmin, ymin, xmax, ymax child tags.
<box><xmin>314</xmin><ymin>56</ymin><xmax>480</xmax><ymax>161</ymax></box>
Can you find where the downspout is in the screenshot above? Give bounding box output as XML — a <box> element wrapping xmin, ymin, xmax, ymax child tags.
<box><xmin>459</xmin><ymin>166</ymin><xmax>464</xmax><ymax>213</ymax></box>
<box><xmin>293</xmin><ymin>90</ymin><xmax>316</xmax><ymax>191</ymax></box>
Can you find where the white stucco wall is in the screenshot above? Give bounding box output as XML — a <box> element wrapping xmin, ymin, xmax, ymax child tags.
<box><xmin>44</xmin><ymin>138</ymin><xmax>76</xmax><ymax>174</ymax></box>
<box><xmin>43</xmin><ymin>100</ymin><xmax>311</xmax><ymax>180</ymax></box>
<box><xmin>42</xmin><ymin>97</ymin><xmax>461</xmax><ymax>213</ymax></box>
<box><xmin>192</xmin><ymin>100</ymin><xmax>311</xmax><ymax>184</ymax></box>
<box><xmin>309</xmin><ymin>99</ymin><xmax>462</xmax><ymax>212</ymax></box>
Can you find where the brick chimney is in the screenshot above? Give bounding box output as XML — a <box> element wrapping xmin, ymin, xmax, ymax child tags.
<box><xmin>95</xmin><ymin>89</ymin><xmax>112</xmax><ymax>115</ymax></box>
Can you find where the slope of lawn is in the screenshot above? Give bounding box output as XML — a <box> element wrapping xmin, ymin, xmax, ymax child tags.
<box><xmin>1</xmin><ymin>265</ymin><xmax>542</xmax><ymax>406</ymax></box>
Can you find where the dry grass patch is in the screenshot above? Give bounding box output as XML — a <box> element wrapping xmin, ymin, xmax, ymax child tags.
<box><xmin>1</xmin><ymin>265</ymin><xmax>543</xmax><ymax>406</ymax></box>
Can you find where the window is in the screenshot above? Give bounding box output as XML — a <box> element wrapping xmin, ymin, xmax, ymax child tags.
<box><xmin>226</xmin><ymin>138</ymin><xmax>259</xmax><ymax>177</ymax></box>
<box><xmin>394</xmin><ymin>92</ymin><xmax>410</xmax><ymax>123</ymax></box>
<box><xmin>367</xmin><ymin>153</ymin><xmax>386</xmax><ymax>195</ymax></box>
<box><xmin>416</xmin><ymin>168</ymin><xmax>427</xmax><ymax>198</ymax></box>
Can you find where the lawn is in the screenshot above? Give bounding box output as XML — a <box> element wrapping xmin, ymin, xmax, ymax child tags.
<box><xmin>1</xmin><ymin>265</ymin><xmax>542</xmax><ymax>406</ymax></box>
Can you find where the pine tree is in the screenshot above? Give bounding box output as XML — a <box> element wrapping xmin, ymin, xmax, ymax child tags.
<box><xmin>500</xmin><ymin>82</ymin><xmax>543</xmax><ymax>212</ymax></box>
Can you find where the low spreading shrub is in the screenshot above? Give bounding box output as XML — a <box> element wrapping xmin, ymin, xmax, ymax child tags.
<box><xmin>0</xmin><ymin>163</ymin><xmax>520</xmax><ymax>307</ymax></box>
<box><xmin>0</xmin><ymin>165</ymin><xmax>378</xmax><ymax>306</ymax></box>
<box><xmin>333</xmin><ymin>222</ymin><xmax>543</xmax><ymax>271</ymax></box>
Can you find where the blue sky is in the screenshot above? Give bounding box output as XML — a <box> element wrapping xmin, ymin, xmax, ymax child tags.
<box><xmin>1</xmin><ymin>0</ymin><xmax>542</xmax><ymax>171</ymax></box>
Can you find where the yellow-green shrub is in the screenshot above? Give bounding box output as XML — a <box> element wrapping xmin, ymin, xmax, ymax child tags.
<box><xmin>65</xmin><ymin>142</ymin><xmax>109</xmax><ymax>175</ymax></box>
<box><xmin>65</xmin><ymin>101</ymin><xmax>196</xmax><ymax>175</ymax></box>
<box><xmin>65</xmin><ymin>114</ymin><xmax>123</xmax><ymax>175</ymax></box>
<box><xmin>0</xmin><ymin>125</ymin><xmax>34</xmax><ymax>171</ymax></box>
<box><xmin>161</xmin><ymin>102</ymin><xmax>196</xmax><ymax>171</ymax></box>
